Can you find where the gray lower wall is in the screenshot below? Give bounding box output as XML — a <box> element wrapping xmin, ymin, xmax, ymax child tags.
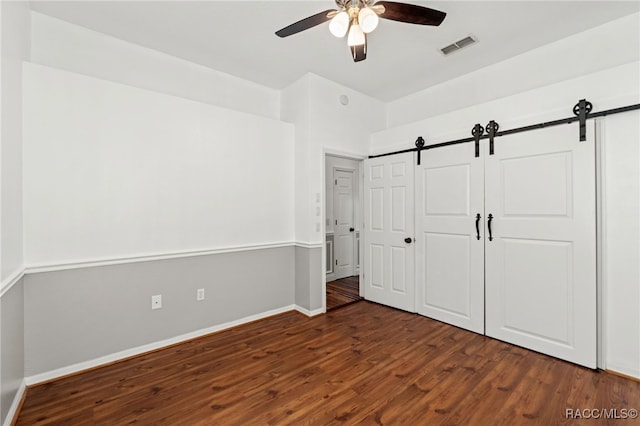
<box><xmin>294</xmin><ymin>246</ymin><xmax>322</xmax><ymax>312</ymax></box>
<box><xmin>1</xmin><ymin>277</ymin><xmax>25</xmax><ymax>424</ymax></box>
<box><xmin>294</xmin><ymin>247</ymin><xmax>311</xmax><ymax>310</ymax></box>
<box><xmin>24</xmin><ymin>246</ymin><xmax>294</xmax><ymax>377</ymax></box>
<box><xmin>308</xmin><ymin>248</ymin><xmax>323</xmax><ymax>312</ymax></box>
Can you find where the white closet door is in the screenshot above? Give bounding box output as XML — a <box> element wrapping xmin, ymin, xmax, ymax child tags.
<box><xmin>333</xmin><ymin>169</ymin><xmax>355</xmax><ymax>279</ymax></box>
<box><xmin>415</xmin><ymin>143</ymin><xmax>485</xmax><ymax>334</ymax></box>
<box><xmin>363</xmin><ymin>153</ymin><xmax>415</xmax><ymax>312</ymax></box>
<box><xmin>485</xmin><ymin>121</ymin><xmax>596</xmax><ymax>368</ymax></box>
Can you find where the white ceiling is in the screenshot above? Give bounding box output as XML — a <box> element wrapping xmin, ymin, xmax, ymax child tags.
<box><xmin>30</xmin><ymin>1</ymin><xmax>640</xmax><ymax>102</ymax></box>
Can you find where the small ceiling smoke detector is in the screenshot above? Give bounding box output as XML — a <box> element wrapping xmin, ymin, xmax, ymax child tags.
<box><xmin>440</xmin><ymin>35</ymin><xmax>478</xmax><ymax>55</ymax></box>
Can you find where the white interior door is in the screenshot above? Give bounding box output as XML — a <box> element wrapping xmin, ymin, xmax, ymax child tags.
<box><xmin>363</xmin><ymin>153</ymin><xmax>415</xmax><ymax>312</ymax></box>
<box><xmin>415</xmin><ymin>143</ymin><xmax>485</xmax><ymax>333</ymax></box>
<box><xmin>334</xmin><ymin>169</ymin><xmax>355</xmax><ymax>279</ymax></box>
<box><xmin>485</xmin><ymin>121</ymin><xmax>597</xmax><ymax>368</ymax></box>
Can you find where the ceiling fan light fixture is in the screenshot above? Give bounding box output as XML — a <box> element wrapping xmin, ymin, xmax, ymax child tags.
<box><xmin>358</xmin><ymin>7</ymin><xmax>379</xmax><ymax>33</ymax></box>
<box><xmin>347</xmin><ymin>20</ymin><xmax>365</xmax><ymax>46</ymax></box>
<box><xmin>275</xmin><ymin>1</ymin><xmax>447</xmax><ymax>63</ymax></box>
<box><xmin>329</xmin><ymin>11</ymin><xmax>349</xmax><ymax>37</ymax></box>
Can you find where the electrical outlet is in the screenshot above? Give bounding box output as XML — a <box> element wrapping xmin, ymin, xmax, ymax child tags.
<box><xmin>197</xmin><ymin>288</ymin><xmax>205</xmax><ymax>301</ymax></box>
<box><xmin>151</xmin><ymin>294</ymin><xmax>162</xmax><ymax>310</ymax></box>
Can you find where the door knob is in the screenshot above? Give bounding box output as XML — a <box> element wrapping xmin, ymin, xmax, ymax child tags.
<box><xmin>349</xmin><ymin>227</ymin><xmax>355</xmax><ymax>232</ymax></box>
<box><xmin>404</xmin><ymin>237</ymin><xmax>412</xmax><ymax>244</ymax></box>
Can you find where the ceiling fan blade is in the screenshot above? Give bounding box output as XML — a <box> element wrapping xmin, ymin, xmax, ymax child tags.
<box><xmin>376</xmin><ymin>1</ymin><xmax>446</xmax><ymax>26</ymax></box>
<box><xmin>350</xmin><ymin>35</ymin><xmax>367</xmax><ymax>62</ymax></box>
<box><xmin>275</xmin><ymin>9</ymin><xmax>336</xmax><ymax>38</ymax></box>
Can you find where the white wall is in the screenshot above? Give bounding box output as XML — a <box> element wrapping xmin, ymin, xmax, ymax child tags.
<box><xmin>281</xmin><ymin>73</ymin><xmax>385</xmax><ymax>311</ymax></box>
<box><xmin>371</xmin><ymin>62</ymin><xmax>640</xmax><ymax>378</ymax></box>
<box><xmin>0</xmin><ymin>1</ymin><xmax>30</xmax><ymax>423</ymax></box>
<box><xmin>281</xmin><ymin>75</ymin><xmax>312</xmax><ymax>245</ymax></box>
<box><xmin>1</xmin><ymin>1</ymin><xmax>29</xmax><ymax>284</ymax></box>
<box><xmin>30</xmin><ymin>12</ymin><xmax>280</xmax><ymax>121</ymax></box>
<box><xmin>307</xmin><ymin>73</ymin><xmax>385</xmax><ymax>244</ymax></box>
<box><xmin>373</xmin><ymin>62</ymin><xmax>640</xmax><ymax>155</ymax></box>
<box><xmin>23</xmin><ymin>63</ymin><xmax>294</xmax><ymax>268</ymax></box>
<box><xmin>601</xmin><ymin>110</ymin><xmax>640</xmax><ymax>378</ymax></box>
<box><xmin>386</xmin><ymin>12</ymin><xmax>640</xmax><ymax>128</ymax></box>
<box><xmin>281</xmin><ymin>73</ymin><xmax>384</xmax><ymax>245</ymax></box>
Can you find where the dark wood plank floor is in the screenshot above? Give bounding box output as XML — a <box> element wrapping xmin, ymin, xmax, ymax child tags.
<box><xmin>326</xmin><ymin>276</ymin><xmax>362</xmax><ymax>310</ymax></box>
<box><xmin>16</xmin><ymin>301</ymin><xmax>639</xmax><ymax>425</ymax></box>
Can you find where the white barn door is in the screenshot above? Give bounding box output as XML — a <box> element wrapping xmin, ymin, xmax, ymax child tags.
<box><xmin>415</xmin><ymin>143</ymin><xmax>485</xmax><ymax>334</ymax></box>
<box><xmin>363</xmin><ymin>153</ymin><xmax>415</xmax><ymax>312</ymax></box>
<box><xmin>485</xmin><ymin>121</ymin><xmax>597</xmax><ymax>368</ymax></box>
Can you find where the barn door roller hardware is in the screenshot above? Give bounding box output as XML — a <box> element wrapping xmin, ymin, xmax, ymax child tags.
<box><xmin>573</xmin><ymin>99</ymin><xmax>593</xmax><ymax>142</ymax></box>
<box><xmin>415</xmin><ymin>136</ymin><xmax>425</xmax><ymax>165</ymax></box>
<box><xmin>472</xmin><ymin>124</ymin><xmax>484</xmax><ymax>158</ymax></box>
<box><xmin>369</xmin><ymin>99</ymin><xmax>640</xmax><ymax>162</ymax></box>
<box><xmin>485</xmin><ymin>120</ymin><xmax>499</xmax><ymax>155</ymax></box>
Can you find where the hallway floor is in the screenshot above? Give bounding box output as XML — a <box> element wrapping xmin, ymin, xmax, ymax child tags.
<box><xmin>326</xmin><ymin>276</ymin><xmax>361</xmax><ymax>310</ymax></box>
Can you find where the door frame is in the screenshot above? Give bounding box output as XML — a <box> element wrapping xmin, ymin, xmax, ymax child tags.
<box><xmin>323</xmin><ymin>150</ymin><xmax>366</xmax><ymax>312</ymax></box>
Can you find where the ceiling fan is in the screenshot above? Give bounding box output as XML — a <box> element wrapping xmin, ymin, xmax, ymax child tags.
<box><xmin>275</xmin><ymin>0</ymin><xmax>446</xmax><ymax>62</ymax></box>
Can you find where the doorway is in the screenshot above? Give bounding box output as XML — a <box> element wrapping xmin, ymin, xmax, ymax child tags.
<box><xmin>325</xmin><ymin>154</ymin><xmax>362</xmax><ymax>310</ymax></box>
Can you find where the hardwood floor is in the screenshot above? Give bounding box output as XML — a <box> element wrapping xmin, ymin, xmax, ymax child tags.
<box><xmin>16</xmin><ymin>301</ymin><xmax>639</xmax><ymax>425</ymax></box>
<box><xmin>326</xmin><ymin>276</ymin><xmax>362</xmax><ymax>310</ymax></box>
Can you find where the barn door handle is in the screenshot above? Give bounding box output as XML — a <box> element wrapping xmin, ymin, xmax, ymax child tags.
<box><xmin>487</xmin><ymin>214</ymin><xmax>494</xmax><ymax>241</ymax></box>
<box><xmin>475</xmin><ymin>214</ymin><xmax>481</xmax><ymax>240</ymax></box>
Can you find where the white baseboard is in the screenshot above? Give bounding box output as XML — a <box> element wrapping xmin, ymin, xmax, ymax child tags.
<box><xmin>607</xmin><ymin>363</ymin><xmax>640</xmax><ymax>381</ymax></box>
<box><xmin>3</xmin><ymin>379</ymin><xmax>26</xmax><ymax>426</ymax></box>
<box><xmin>25</xmin><ymin>304</ymin><xmax>298</xmax><ymax>386</ymax></box>
<box><xmin>295</xmin><ymin>305</ymin><xmax>325</xmax><ymax>317</ymax></box>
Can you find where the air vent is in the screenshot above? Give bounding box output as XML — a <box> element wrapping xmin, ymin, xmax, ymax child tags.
<box><xmin>440</xmin><ymin>35</ymin><xmax>478</xmax><ymax>55</ymax></box>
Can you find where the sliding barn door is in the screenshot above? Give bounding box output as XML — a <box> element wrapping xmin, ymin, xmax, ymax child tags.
<box><xmin>484</xmin><ymin>121</ymin><xmax>596</xmax><ymax>368</ymax></box>
<box><xmin>415</xmin><ymin>143</ymin><xmax>485</xmax><ymax>334</ymax></box>
<box><xmin>363</xmin><ymin>153</ymin><xmax>415</xmax><ymax>312</ymax></box>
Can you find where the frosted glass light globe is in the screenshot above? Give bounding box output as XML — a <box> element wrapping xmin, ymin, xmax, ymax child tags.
<box><xmin>358</xmin><ymin>7</ymin><xmax>379</xmax><ymax>33</ymax></box>
<box><xmin>347</xmin><ymin>22</ymin><xmax>365</xmax><ymax>46</ymax></box>
<box><xmin>329</xmin><ymin>11</ymin><xmax>349</xmax><ymax>38</ymax></box>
